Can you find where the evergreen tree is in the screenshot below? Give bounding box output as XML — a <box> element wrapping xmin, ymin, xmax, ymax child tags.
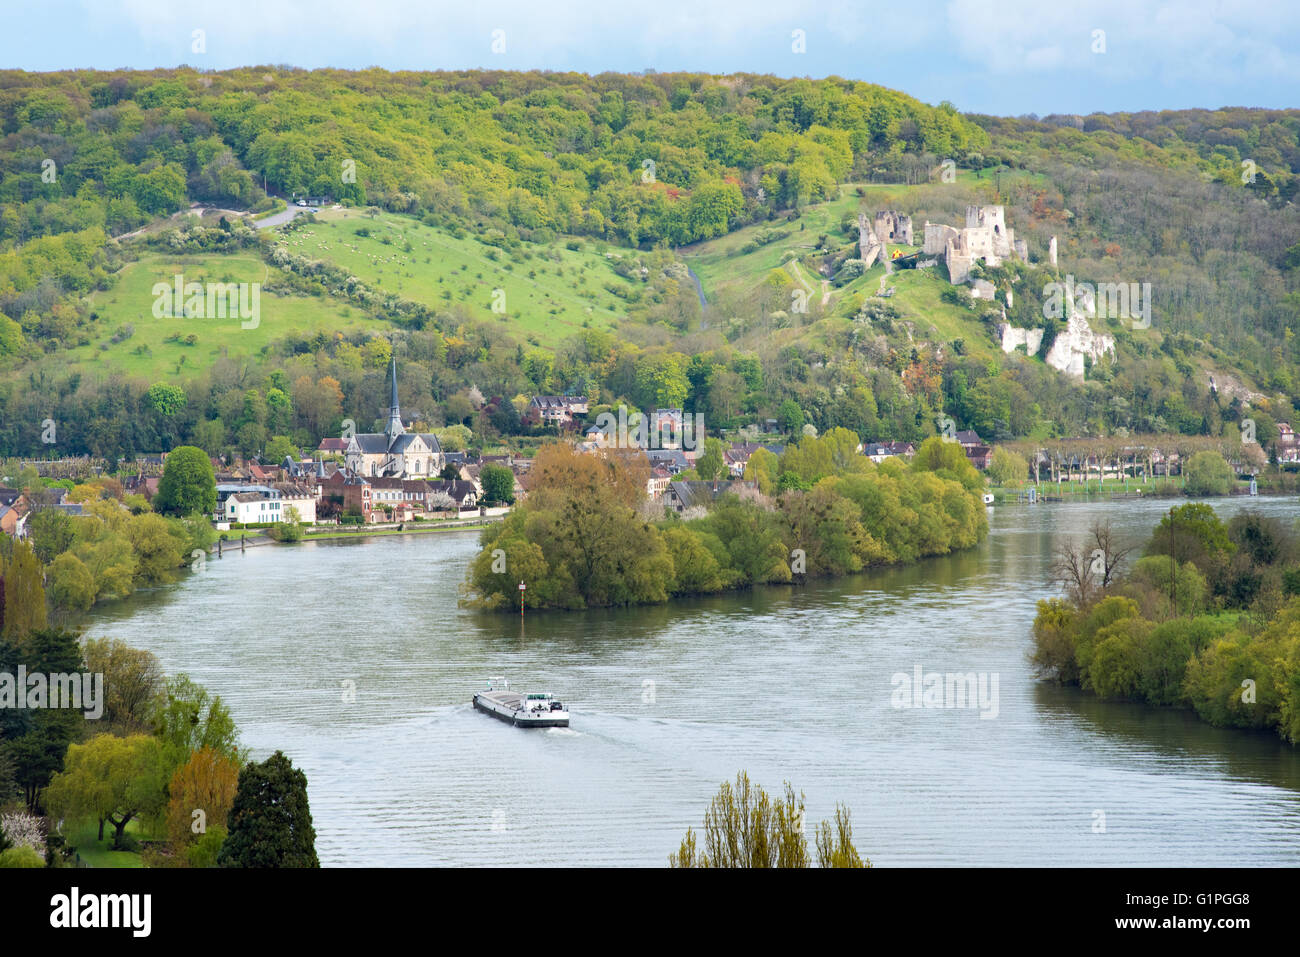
<box><xmin>218</xmin><ymin>751</ymin><xmax>319</xmax><ymax>868</ymax></box>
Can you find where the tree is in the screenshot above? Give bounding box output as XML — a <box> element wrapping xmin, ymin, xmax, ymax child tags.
<box><xmin>44</xmin><ymin>733</ymin><xmax>169</xmax><ymax>848</ymax></box>
<box><xmin>152</xmin><ymin>674</ymin><xmax>241</xmax><ymax>767</ymax></box>
<box><xmin>777</xmin><ymin>398</ymin><xmax>805</xmax><ymax>433</ymax></box>
<box><xmin>271</xmin><ymin>506</ymin><xmax>305</xmax><ymax>542</ymax></box>
<box><xmin>479</xmin><ymin>464</ymin><xmax>515</xmax><ymax>505</ymax></box>
<box><xmin>145</xmin><ymin>383</ymin><xmax>187</xmax><ymax>418</ymax></box>
<box><xmin>154</xmin><ymin>446</ymin><xmax>217</xmax><ymax>517</ymax></box>
<box><xmin>263</xmin><ymin>436</ymin><xmax>299</xmax><ymax>464</ymax></box>
<box><xmin>434</xmin><ymin>424</ymin><xmax>472</xmax><ymax>452</ymax></box>
<box><xmin>743</xmin><ymin>447</ymin><xmax>779</xmax><ymax>495</ymax></box>
<box><xmin>0</xmin><ymin>846</ymin><xmax>43</xmax><ymax>868</ymax></box>
<box><xmin>987</xmin><ymin>446</ymin><xmax>1028</xmax><ymax>486</ymax></box>
<box><xmin>1182</xmin><ymin>450</ymin><xmax>1234</xmax><ymax>496</ymax></box>
<box><xmin>670</xmin><ymin>771</ymin><xmax>867</xmax><ymax>868</ymax></box>
<box><xmin>81</xmin><ymin>638</ymin><xmax>163</xmax><ymax>734</ymax></box>
<box><xmin>166</xmin><ymin>747</ymin><xmax>240</xmax><ymax>861</ymax></box>
<box><xmin>217</xmin><ymin>751</ymin><xmax>319</xmax><ymax>868</ymax></box>
<box><xmin>1</xmin><ymin>628</ymin><xmax>85</xmax><ymax>811</ymax></box>
<box><xmin>911</xmin><ymin>436</ymin><xmax>982</xmax><ymax>492</ymax></box>
<box><xmin>2</xmin><ymin>541</ymin><xmax>46</xmax><ymax>648</ymax></box>
<box><xmin>1049</xmin><ymin>521</ymin><xmax>1135</xmax><ymax>608</ymax></box>
<box><xmin>694</xmin><ymin>437</ymin><xmax>725</xmax><ymax>481</ymax></box>
<box><xmin>27</xmin><ymin>508</ymin><xmax>75</xmax><ymax>564</ymax></box>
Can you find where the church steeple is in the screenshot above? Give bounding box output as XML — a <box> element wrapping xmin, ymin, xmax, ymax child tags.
<box><xmin>385</xmin><ymin>353</ymin><xmax>405</xmax><ymax>446</ymax></box>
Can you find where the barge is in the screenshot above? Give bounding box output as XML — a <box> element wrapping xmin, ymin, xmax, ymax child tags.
<box><xmin>473</xmin><ymin>677</ymin><xmax>569</xmax><ymax>728</ymax></box>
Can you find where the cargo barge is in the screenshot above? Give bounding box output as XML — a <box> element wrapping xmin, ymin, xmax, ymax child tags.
<box><xmin>473</xmin><ymin>677</ymin><xmax>569</xmax><ymax>728</ymax></box>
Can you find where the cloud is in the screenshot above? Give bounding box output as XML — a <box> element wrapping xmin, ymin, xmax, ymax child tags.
<box><xmin>943</xmin><ymin>0</ymin><xmax>1300</xmax><ymax>86</ymax></box>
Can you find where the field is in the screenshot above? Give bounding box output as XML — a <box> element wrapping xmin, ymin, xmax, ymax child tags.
<box><xmin>70</xmin><ymin>251</ymin><xmax>383</xmax><ymax>380</ymax></box>
<box><xmin>282</xmin><ymin>208</ymin><xmax>646</xmax><ymax>347</ymax></box>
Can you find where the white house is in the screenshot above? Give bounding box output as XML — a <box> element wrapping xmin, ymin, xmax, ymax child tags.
<box><xmin>226</xmin><ymin>483</ymin><xmax>316</xmax><ymax>524</ymax></box>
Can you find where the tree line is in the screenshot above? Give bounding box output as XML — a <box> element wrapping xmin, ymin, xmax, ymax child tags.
<box><xmin>466</xmin><ymin>433</ymin><xmax>987</xmax><ymax>611</ymax></box>
<box><xmin>1032</xmin><ymin>505</ymin><xmax>1300</xmax><ymax>743</ymax></box>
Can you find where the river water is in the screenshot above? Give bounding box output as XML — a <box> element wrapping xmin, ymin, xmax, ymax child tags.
<box><xmin>88</xmin><ymin>497</ymin><xmax>1300</xmax><ymax>866</ymax></box>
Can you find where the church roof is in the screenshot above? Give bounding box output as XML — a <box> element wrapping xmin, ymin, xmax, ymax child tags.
<box><xmin>351</xmin><ymin>431</ymin><xmax>442</xmax><ymax>455</ymax></box>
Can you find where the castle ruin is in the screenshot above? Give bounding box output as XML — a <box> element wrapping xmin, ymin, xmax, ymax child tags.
<box><xmin>858</xmin><ymin>210</ymin><xmax>914</xmax><ymax>267</ymax></box>
<box><xmin>922</xmin><ymin>205</ymin><xmax>1027</xmax><ymax>285</ymax></box>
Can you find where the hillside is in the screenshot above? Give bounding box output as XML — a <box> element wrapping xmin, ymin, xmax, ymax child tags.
<box><xmin>278</xmin><ymin>208</ymin><xmax>644</xmax><ymax>347</ymax></box>
<box><xmin>2</xmin><ymin>69</ymin><xmax>1300</xmax><ymax>461</ymax></box>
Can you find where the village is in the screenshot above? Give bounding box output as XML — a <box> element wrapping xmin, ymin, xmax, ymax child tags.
<box><xmin>2</xmin><ymin>354</ymin><xmax>1288</xmax><ymax>544</ymax></box>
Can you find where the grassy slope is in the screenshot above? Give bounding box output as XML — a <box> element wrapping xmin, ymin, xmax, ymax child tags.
<box><xmin>73</xmin><ymin>251</ymin><xmax>382</xmax><ymax>380</ymax></box>
<box><xmin>292</xmin><ymin>208</ymin><xmax>644</xmax><ymax>347</ymax></box>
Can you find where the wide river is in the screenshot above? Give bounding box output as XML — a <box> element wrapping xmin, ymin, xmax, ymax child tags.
<box><xmin>89</xmin><ymin>496</ymin><xmax>1300</xmax><ymax>866</ymax></box>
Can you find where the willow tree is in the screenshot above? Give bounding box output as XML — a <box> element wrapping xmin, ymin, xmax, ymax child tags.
<box><xmin>2</xmin><ymin>541</ymin><xmax>46</xmax><ymax>648</ymax></box>
<box><xmin>671</xmin><ymin>771</ymin><xmax>868</xmax><ymax>868</ymax></box>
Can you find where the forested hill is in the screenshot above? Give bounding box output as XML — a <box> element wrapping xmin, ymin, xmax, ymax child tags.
<box><xmin>0</xmin><ymin>69</ymin><xmax>988</xmax><ymax>245</ymax></box>
<box><xmin>1</xmin><ymin>68</ymin><xmax>1300</xmax><ymax>462</ymax></box>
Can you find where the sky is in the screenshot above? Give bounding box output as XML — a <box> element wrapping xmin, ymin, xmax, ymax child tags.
<box><xmin>2</xmin><ymin>0</ymin><xmax>1298</xmax><ymax>116</ymax></box>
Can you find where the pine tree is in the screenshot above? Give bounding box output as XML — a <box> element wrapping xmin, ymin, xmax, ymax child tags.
<box><xmin>217</xmin><ymin>751</ymin><xmax>319</xmax><ymax>868</ymax></box>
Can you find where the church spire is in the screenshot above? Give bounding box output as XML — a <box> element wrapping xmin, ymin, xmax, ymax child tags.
<box><xmin>385</xmin><ymin>352</ymin><xmax>405</xmax><ymax>445</ymax></box>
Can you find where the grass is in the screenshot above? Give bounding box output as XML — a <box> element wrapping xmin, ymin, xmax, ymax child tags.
<box><xmin>71</xmin><ymin>251</ymin><xmax>383</xmax><ymax>380</ymax></box>
<box><xmin>285</xmin><ymin>208</ymin><xmax>645</xmax><ymax>348</ymax></box>
<box><xmin>64</xmin><ymin>818</ymin><xmax>147</xmax><ymax>868</ymax></box>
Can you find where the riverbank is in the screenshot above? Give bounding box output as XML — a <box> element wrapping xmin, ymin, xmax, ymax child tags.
<box><xmin>303</xmin><ymin>518</ymin><xmax>499</xmax><ymax>541</ymax></box>
<box><xmin>984</xmin><ymin>476</ymin><xmax>1284</xmax><ymax>503</ymax></box>
<box><xmin>212</xmin><ymin>516</ymin><xmax>501</xmax><ymax>551</ymax></box>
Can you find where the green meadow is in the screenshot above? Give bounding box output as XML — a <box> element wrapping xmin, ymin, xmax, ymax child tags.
<box><xmin>283</xmin><ymin>208</ymin><xmax>645</xmax><ymax>347</ymax></box>
<box><xmin>72</xmin><ymin>252</ymin><xmax>383</xmax><ymax>380</ymax></box>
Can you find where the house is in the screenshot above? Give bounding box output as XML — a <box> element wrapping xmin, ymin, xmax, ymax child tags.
<box><xmin>525</xmin><ymin>395</ymin><xmax>589</xmax><ymax>426</ymax></box>
<box><xmin>954</xmin><ymin>430</ymin><xmax>983</xmax><ymax>449</ymax></box>
<box><xmin>318</xmin><ymin>469</ymin><xmax>374</xmax><ymax>522</ymax></box>
<box><xmin>724</xmin><ymin>442</ymin><xmax>785</xmax><ymax>477</ymax></box>
<box><xmin>647</xmin><ymin>465</ymin><xmax>673</xmax><ymax>498</ymax></box>
<box><xmin>123</xmin><ymin>474</ymin><xmax>160</xmax><ymax>499</ymax></box>
<box><xmin>584</xmin><ymin>420</ymin><xmax>615</xmax><ymax>448</ymax></box>
<box><xmin>274</xmin><ymin>483</ymin><xmax>317</xmax><ymax>524</ymax></box>
<box><xmin>365</xmin><ymin>477</ymin><xmax>442</xmax><ymax>516</ymax></box>
<box><xmin>863</xmin><ymin>441</ymin><xmax>915</xmax><ymax>463</ymax></box>
<box><xmin>249</xmin><ymin>461</ymin><xmax>282</xmax><ymax>483</ymax></box>
<box><xmin>429</xmin><ymin>479</ymin><xmax>479</xmax><ymax>509</ymax></box>
<box><xmin>1277</xmin><ymin>423</ymin><xmax>1299</xmax><ymax>464</ymax></box>
<box><xmin>345</xmin><ymin>356</ymin><xmax>444</xmax><ymax>479</ymax></box>
<box><xmin>646</xmin><ymin>449</ymin><xmax>691</xmax><ymax>474</ymax></box>
<box><xmin>224</xmin><ymin>484</ymin><xmax>316</xmax><ymax>524</ymax></box>
<box><xmin>0</xmin><ymin>504</ymin><xmax>18</xmax><ymax>536</ymax></box>
<box><xmin>965</xmin><ymin>445</ymin><xmax>994</xmax><ymax>470</ymax></box>
<box><xmin>666</xmin><ymin>480</ymin><xmax>759</xmax><ymax>515</ymax></box>
<box><xmin>216</xmin><ymin>483</ymin><xmax>275</xmax><ymax>512</ymax></box>
<box><xmin>316</xmin><ymin>437</ymin><xmax>349</xmax><ymax>456</ymax></box>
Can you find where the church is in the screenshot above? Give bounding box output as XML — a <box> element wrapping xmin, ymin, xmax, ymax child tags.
<box><xmin>345</xmin><ymin>356</ymin><xmax>444</xmax><ymax>478</ymax></box>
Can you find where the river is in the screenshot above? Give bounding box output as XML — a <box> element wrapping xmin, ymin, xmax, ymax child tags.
<box><xmin>87</xmin><ymin>496</ymin><xmax>1300</xmax><ymax>866</ymax></box>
